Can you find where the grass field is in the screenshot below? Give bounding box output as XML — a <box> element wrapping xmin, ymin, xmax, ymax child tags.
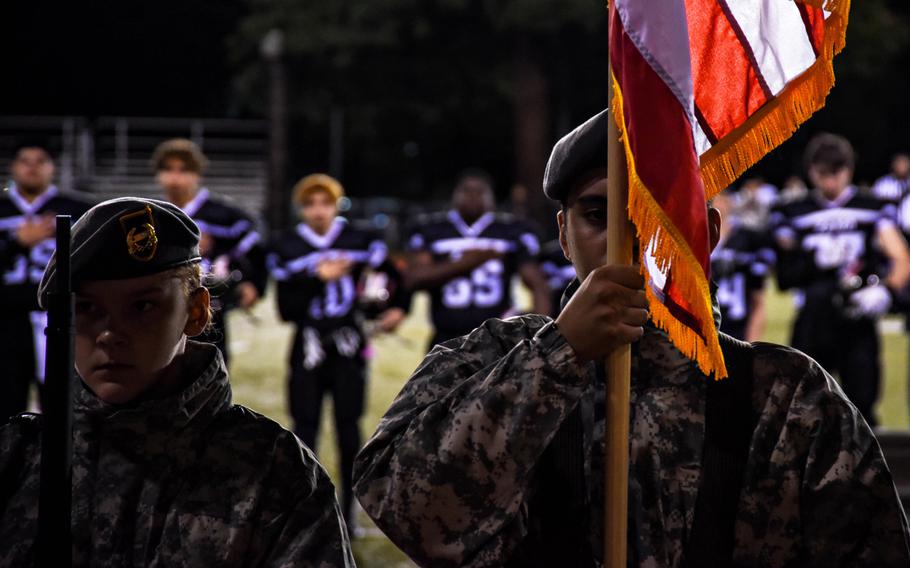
<box><xmin>226</xmin><ymin>284</ymin><xmax>910</xmax><ymax>566</ymax></box>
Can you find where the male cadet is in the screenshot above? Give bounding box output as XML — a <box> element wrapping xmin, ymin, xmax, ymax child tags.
<box><xmin>152</xmin><ymin>138</ymin><xmax>267</xmax><ymax>364</ymax></box>
<box><xmin>710</xmin><ymin>188</ymin><xmax>773</xmax><ymax>341</ymax></box>
<box><xmin>771</xmin><ymin>134</ymin><xmax>910</xmax><ymax>427</ymax></box>
<box><xmin>268</xmin><ymin>173</ymin><xmax>408</xmax><ymax>534</ymax></box>
<box><xmin>405</xmin><ymin>169</ymin><xmax>551</xmax><ymax>349</ymax></box>
<box><xmin>0</xmin><ymin>140</ymin><xmax>93</xmax><ymax>421</ymax></box>
<box><xmin>354</xmin><ymin>111</ymin><xmax>910</xmax><ymax>567</ymax></box>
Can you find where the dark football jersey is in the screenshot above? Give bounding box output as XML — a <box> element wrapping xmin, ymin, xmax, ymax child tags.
<box><xmin>872</xmin><ymin>174</ymin><xmax>910</xmax><ymax>237</ymax></box>
<box><xmin>0</xmin><ymin>184</ymin><xmax>94</xmax><ymax>312</ymax></box>
<box><xmin>179</xmin><ymin>188</ymin><xmax>267</xmax><ymax>306</ymax></box>
<box><xmin>268</xmin><ymin>217</ymin><xmax>389</xmax><ymax>331</ymax></box>
<box><xmin>539</xmin><ymin>239</ymin><xmax>576</xmax><ymax>317</ymax></box>
<box><xmin>770</xmin><ymin>187</ymin><xmax>895</xmax><ymax>309</ymax></box>
<box><xmin>710</xmin><ymin>223</ymin><xmax>773</xmax><ymax>339</ymax></box>
<box><xmin>407</xmin><ymin>210</ymin><xmax>541</xmax><ymax>337</ymax></box>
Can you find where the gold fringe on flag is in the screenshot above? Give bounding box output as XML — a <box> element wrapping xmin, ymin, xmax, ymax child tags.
<box><xmin>611</xmin><ymin>76</ymin><xmax>728</xmax><ymax>379</ymax></box>
<box><xmin>699</xmin><ymin>0</ymin><xmax>850</xmax><ymax>199</ymax></box>
<box><xmin>609</xmin><ymin>0</ymin><xmax>849</xmax><ymax>378</ymax></box>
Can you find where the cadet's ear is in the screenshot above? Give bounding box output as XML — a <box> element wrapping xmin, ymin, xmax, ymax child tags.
<box><xmin>558</xmin><ymin>209</ymin><xmax>571</xmax><ymax>262</ymax></box>
<box><xmin>184</xmin><ymin>287</ymin><xmax>211</xmax><ymax>337</ymax></box>
<box><xmin>708</xmin><ymin>207</ymin><xmax>722</xmax><ymax>252</ymax></box>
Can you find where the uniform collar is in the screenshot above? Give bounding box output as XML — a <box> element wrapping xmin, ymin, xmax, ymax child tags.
<box><xmin>297</xmin><ymin>216</ymin><xmax>347</xmax><ymax>249</ymax></box>
<box><xmin>180</xmin><ymin>187</ymin><xmax>210</xmax><ymax>217</ymax></box>
<box><xmin>447</xmin><ymin>209</ymin><xmax>495</xmax><ymax>238</ymax></box>
<box><xmin>73</xmin><ymin>341</ymin><xmax>231</xmax><ymax>431</ymax></box>
<box><xmin>813</xmin><ymin>185</ymin><xmax>856</xmax><ymax>209</ymax></box>
<box><xmin>7</xmin><ymin>183</ymin><xmax>59</xmax><ymax>215</ymax></box>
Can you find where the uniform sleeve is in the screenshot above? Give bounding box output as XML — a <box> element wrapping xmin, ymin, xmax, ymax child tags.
<box><xmin>0</xmin><ymin>229</ymin><xmax>26</xmax><ymax>280</ymax></box>
<box><xmin>353</xmin><ymin>317</ymin><xmax>590</xmax><ymax>567</ymax></box>
<box><xmin>237</xmin><ymin>236</ymin><xmax>269</xmax><ymax>296</ymax></box>
<box><xmin>375</xmin><ymin>257</ymin><xmax>412</xmax><ymax>313</ymax></box>
<box><xmin>0</xmin><ymin>225</ymin><xmax>18</xmax><ymax>260</ymax></box>
<box><xmin>769</xmin><ymin>206</ymin><xmax>819</xmax><ymax>290</ymax></box>
<box><xmin>228</xmin><ymin>211</ymin><xmax>269</xmax><ymax>296</ymax></box>
<box><xmin>798</xmin><ymin>373</ymin><xmax>910</xmax><ymax>566</ymax></box>
<box><xmin>366</xmin><ymin>231</ymin><xmax>388</xmax><ymax>268</ymax></box>
<box><xmin>0</xmin><ymin>216</ymin><xmax>40</xmax><ymax>310</ymax></box>
<box><xmin>872</xmin><ymin>177</ymin><xmax>901</xmax><ymax>203</ymax></box>
<box><xmin>876</xmin><ymin>199</ymin><xmax>900</xmax><ymax>233</ymax></box>
<box><xmin>737</xmin><ymin>348</ymin><xmax>910</xmax><ymax>567</ymax></box>
<box><xmin>248</xmin><ymin>431</ymin><xmax>355</xmax><ymax>568</ymax></box>
<box><xmin>514</xmin><ymin>222</ymin><xmax>541</xmax><ymax>267</ymax></box>
<box><xmin>746</xmin><ymin>232</ymin><xmax>773</xmax><ymax>293</ymax></box>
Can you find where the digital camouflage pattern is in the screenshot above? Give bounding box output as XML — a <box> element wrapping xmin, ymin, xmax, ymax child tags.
<box><xmin>354</xmin><ymin>315</ymin><xmax>910</xmax><ymax>567</ymax></box>
<box><xmin>0</xmin><ymin>341</ymin><xmax>354</xmax><ymax>567</ymax></box>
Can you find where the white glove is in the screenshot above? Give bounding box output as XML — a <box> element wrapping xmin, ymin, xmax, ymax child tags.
<box><xmin>303</xmin><ymin>327</ymin><xmax>325</xmax><ymax>370</ymax></box>
<box><xmin>212</xmin><ymin>254</ymin><xmax>232</xmax><ymax>280</ymax></box>
<box><xmin>847</xmin><ymin>284</ymin><xmax>892</xmax><ymax>318</ymax></box>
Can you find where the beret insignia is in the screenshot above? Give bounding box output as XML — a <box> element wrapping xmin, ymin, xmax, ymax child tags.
<box><xmin>119</xmin><ymin>206</ymin><xmax>159</xmax><ymax>262</ymax></box>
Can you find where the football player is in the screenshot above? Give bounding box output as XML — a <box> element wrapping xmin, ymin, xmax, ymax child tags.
<box><xmin>152</xmin><ymin>139</ymin><xmax>267</xmax><ymax>365</ymax></box>
<box><xmin>268</xmin><ymin>173</ymin><xmax>407</xmax><ymax>533</ymax></box>
<box><xmin>771</xmin><ymin>134</ymin><xmax>910</xmax><ymax>426</ymax></box>
<box><xmin>0</xmin><ymin>140</ymin><xmax>93</xmax><ymax>420</ymax></box>
<box><xmin>710</xmin><ymin>189</ymin><xmax>773</xmax><ymax>341</ymax></box>
<box><xmin>405</xmin><ymin>169</ymin><xmax>551</xmax><ymax>348</ymax></box>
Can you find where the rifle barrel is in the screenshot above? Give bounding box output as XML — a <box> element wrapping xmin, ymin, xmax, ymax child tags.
<box><xmin>37</xmin><ymin>215</ymin><xmax>74</xmax><ymax>567</ymax></box>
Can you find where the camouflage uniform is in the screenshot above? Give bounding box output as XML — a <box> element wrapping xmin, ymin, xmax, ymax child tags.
<box><xmin>354</xmin><ymin>315</ymin><xmax>910</xmax><ymax>567</ymax></box>
<box><xmin>0</xmin><ymin>341</ymin><xmax>355</xmax><ymax>567</ymax></box>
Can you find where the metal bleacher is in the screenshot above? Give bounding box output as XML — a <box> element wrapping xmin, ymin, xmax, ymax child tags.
<box><xmin>0</xmin><ymin>116</ymin><xmax>268</xmax><ymax>220</ymax></box>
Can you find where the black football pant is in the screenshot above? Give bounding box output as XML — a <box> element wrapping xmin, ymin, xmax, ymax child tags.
<box><xmin>791</xmin><ymin>309</ymin><xmax>879</xmax><ymax>427</ymax></box>
<box><xmin>288</xmin><ymin>329</ymin><xmax>365</xmax><ymax>527</ymax></box>
<box><xmin>0</xmin><ymin>313</ymin><xmax>42</xmax><ymax>422</ymax></box>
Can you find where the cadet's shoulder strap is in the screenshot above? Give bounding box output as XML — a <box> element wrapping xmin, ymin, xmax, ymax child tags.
<box><xmin>507</xmin><ymin>405</ymin><xmax>594</xmax><ymax>568</ymax></box>
<box><xmin>686</xmin><ymin>333</ymin><xmax>757</xmax><ymax>567</ymax></box>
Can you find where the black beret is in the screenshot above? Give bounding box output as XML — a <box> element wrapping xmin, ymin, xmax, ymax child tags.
<box><xmin>543</xmin><ymin>109</ymin><xmax>608</xmax><ymax>203</ymax></box>
<box><xmin>38</xmin><ymin>197</ymin><xmax>201</xmax><ymax>308</ymax></box>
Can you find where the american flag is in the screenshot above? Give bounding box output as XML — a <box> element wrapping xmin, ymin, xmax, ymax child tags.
<box><xmin>609</xmin><ymin>0</ymin><xmax>849</xmax><ymax>377</ymax></box>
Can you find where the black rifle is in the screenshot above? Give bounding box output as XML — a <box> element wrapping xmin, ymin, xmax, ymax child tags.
<box><xmin>37</xmin><ymin>215</ymin><xmax>74</xmax><ymax>567</ymax></box>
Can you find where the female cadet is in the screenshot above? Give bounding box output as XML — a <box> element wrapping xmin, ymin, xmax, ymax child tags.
<box><xmin>0</xmin><ymin>197</ymin><xmax>354</xmax><ymax>567</ymax></box>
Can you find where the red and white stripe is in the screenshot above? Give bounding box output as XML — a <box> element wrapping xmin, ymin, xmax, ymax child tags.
<box><xmin>610</xmin><ymin>0</ymin><xmax>839</xmax><ymax>376</ymax></box>
<box><xmin>615</xmin><ymin>0</ymin><xmax>826</xmax><ymax>157</ymax></box>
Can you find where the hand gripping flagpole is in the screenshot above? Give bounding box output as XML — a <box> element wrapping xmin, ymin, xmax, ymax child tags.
<box><xmin>37</xmin><ymin>215</ymin><xmax>74</xmax><ymax>567</ymax></box>
<box><xmin>605</xmin><ymin>6</ymin><xmax>633</xmax><ymax>566</ymax></box>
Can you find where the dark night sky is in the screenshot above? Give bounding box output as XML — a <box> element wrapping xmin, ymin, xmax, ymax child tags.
<box><xmin>1</xmin><ymin>1</ymin><xmax>245</xmax><ymax>117</ymax></box>
<box><xmin>2</xmin><ymin>2</ymin><xmax>909</xmax><ymax>189</ymax></box>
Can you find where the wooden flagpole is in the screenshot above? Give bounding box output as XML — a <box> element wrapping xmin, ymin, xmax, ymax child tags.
<box><xmin>604</xmin><ymin>25</ymin><xmax>634</xmax><ymax>567</ymax></box>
